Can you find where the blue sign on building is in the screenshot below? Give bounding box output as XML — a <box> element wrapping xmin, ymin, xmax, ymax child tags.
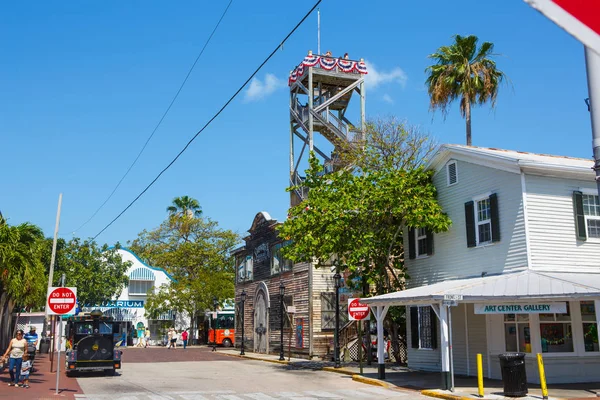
<box><xmin>85</xmin><ymin>300</ymin><xmax>144</xmax><ymax>308</ymax></box>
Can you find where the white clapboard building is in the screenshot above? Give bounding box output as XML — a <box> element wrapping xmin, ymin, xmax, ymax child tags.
<box><xmin>363</xmin><ymin>145</ymin><xmax>600</xmax><ymax>385</ymax></box>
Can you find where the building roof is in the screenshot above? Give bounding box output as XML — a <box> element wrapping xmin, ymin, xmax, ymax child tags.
<box><xmin>429</xmin><ymin>144</ymin><xmax>594</xmax><ymax>179</ymax></box>
<box><xmin>361</xmin><ymin>270</ymin><xmax>600</xmax><ymax>306</ymax></box>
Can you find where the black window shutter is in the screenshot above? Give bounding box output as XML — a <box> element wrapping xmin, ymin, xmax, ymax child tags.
<box><xmin>426</xmin><ymin>229</ymin><xmax>434</xmax><ymax>255</ymax></box>
<box><xmin>408</xmin><ymin>228</ymin><xmax>416</xmax><ymax>260</ymax></box>
<box><xmin>410</xmin><ymin>306</ymin><xmax>419</xmax><ymax>348</ymax></box>
<box><xmin>490</xmin><ymin>193</ymin><xmax>500</xmax><ymax>243</ymax></box>
<box><xmin>465</xmin><ymin>201</ymin><xmax>476</xmax><ymax>247</ymax></box>
<box><xmin>573</xmin><ymin>191</ymin><xmax>587</xmax><ymax>241</ymax></box>
<box><xmin>429</xmin><ymin>306</ymin><xmax>438</xmax><ymax>349</ymax></box>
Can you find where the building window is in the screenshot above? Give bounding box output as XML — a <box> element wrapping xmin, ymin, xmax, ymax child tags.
<box><xmin>476</xmin><ymin>198</ymin><xmax>492</xmax><ymax>244</ymax></box>
<box><xmin>465</xmin><ymin>193</ymin><xmax>500</xmax><ymax>247</ymax></box>
<box><xmin>237</xmin><ymin>256</ymin><xmax>254</xmax><ymax>283</ymax></box>
<box><xmin>581</xmin><ymin>301</ymin><xmax>599</xmax><ymax>352</ymax></box>
<box><xmin>410</xmin><ymin>306</ymin><xmax>437</xmax><ymax>349</ymax></box>
<box><xmin>447</xmin><ymin>161</ymin><xmax>458</xmax><ymax>186</ymax></box>
<box><xmin>504</xmin><ymin>314</ymin><xmax>531</xmax><ymax>353</ymax></box>
<box><xmin>408</xmin><ymin>228</ymin><xmax>434</xmax><ymax>259</ymax></box>
<box><xmin>128</xmin><ymin>280</ymin><xmax>154</xmax><ymax>296</ymax></box>
<box><xmin>539</xmin><ymin>303</ymin><xmax>573</xmax><ymax>353</ymax></box>
<box><xmin>271</xmin><ymin>242</ymin><xmax>293</xmax><ymax>275</ymax></box>
<box><xmin>416</xmin><ymin>228</ymin><xmax>428</xmax><ymax>257</ymax></box>
<box><xmin>574</xmin><ymin>191</ymin><xmax>600</xmax><ymax>240</ymax></box>
<box><xmin>321</xmin><ymin>293</ymin><xmax>348</xmax><ymax>330</ymax></box>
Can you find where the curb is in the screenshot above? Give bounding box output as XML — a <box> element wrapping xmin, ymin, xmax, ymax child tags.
<box><xmin>322</xmin><ymin>366</ymin><xmax>355</xmax><ymax>376</ymax></box>
<box><xmin>351</xmin><ymin>374</ymin><xmax>393</xmax><ymax>388</ymax></box>
<box><xmin>420</xmin><ymin>390</ymin><xmax>472</xmax><ymax>400</ymax></box>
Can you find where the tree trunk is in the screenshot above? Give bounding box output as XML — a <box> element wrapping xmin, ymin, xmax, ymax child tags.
<box><xmin>465</xmin><ymin>97</ymin><xmax>472</xmax><ymax>146</ymax></box>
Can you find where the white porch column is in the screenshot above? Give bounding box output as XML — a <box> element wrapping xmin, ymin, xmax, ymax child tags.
<box><xmin>373</xmin><ymin>304</ymin><xmax>389</xmax><ymax>380</ymax></box>
<box><xmin>438</xmin><ymin>304</ymin><xmax>451</xmax><ymax>390</ymax></box>
<box><xmin>595</xmin><ymin>300</ymin><xmax>600</xmax><ymax>347</ymax></box>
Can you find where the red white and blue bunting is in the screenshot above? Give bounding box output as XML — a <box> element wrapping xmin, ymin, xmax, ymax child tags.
<box><xmin>288</xmin><ymin>54</ymin><xmax>368</xmax><ymax>86</ymax></box>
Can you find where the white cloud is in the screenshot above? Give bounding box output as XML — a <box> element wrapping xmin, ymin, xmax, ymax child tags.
<box><xmin>244</xmin><ymin>73</ymin><xmax>285</xmax><ymax>102</ymax></box>
<box><xmin>364</xmin><ymin>61</ymin><xmax>408</xmax><ymax>90</ymax></box>
<box><xmin>382</xmin><ymin>94</ymin><xmax>394</xmax><ymax>104</ymax></box>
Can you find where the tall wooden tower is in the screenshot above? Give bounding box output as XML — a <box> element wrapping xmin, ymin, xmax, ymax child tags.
<box><xmin>288</xmin><ymin>51</ymin><xmax>367</xmax><ymax>206</ymax></box>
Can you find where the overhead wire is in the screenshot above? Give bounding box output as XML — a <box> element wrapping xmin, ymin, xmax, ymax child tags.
<box><xmin>64</xmin><ymin>0</ymin><xmax>233</xmax><ymax>236</ymax></box>
<box><xmin>92</xmin><ymin>0</ymin><xmax>322</xmax><ymax>240</ymax></box>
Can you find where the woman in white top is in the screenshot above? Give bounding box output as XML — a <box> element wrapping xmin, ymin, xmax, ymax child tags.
<box><xmin>2</xmin><ymin>330</ymin><xmax>27</xmax><ymax>386</ymax></box>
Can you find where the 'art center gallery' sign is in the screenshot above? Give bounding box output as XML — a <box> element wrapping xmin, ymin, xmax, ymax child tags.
<box><xmin>474</xmin><ymin>302</ymin><xmax>567</xmax><ymax>314</ymax></box>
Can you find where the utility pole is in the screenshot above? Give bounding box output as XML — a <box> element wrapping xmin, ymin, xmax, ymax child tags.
<box><xmin>47</xmin><ymin>193</ymin><xmax>62</xmax><ymax>371</ymax></box>
<box><xmin>585</xmin><ymin>47</ymin><xmax>600</xmax><ymax>196</ymax></box>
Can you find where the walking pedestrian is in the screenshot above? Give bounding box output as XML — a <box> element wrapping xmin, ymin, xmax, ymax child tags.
<box><xmin>171</xmin><ymin>329</ymin><xmax>178</xmax><ymax>349</ymax></box>
<box><xmin>181</xmin><ymin>328</ymin><xmax>188</xmax><ymax>349</ymax></box>
<box><xmin>145</xmin><ymin>328</ymin><xmax>151</xmax><ymax>348</ymax></box>
<box><xmin>23</xmin><ymin>326</ymin><xmax>38</xmax><ymax>372</ymax></box>
<box><xmin>2</xmin><ymin>329</ymin><xmax>27</xmax><ymax>387</ymax></box>
<box><xmin>17</xmin><ymin>352</ymin><xmax>31</xmax><ymax>388</ymax></box>
<box><xmin>167</xmin><ymin>328</ymin><xmax>174</xmax><ymax>349</ymax></box>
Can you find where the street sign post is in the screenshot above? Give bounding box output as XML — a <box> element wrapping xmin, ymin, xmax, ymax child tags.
<box><xmin>524</xmin><ymin>0</ymin><xmax>600</xmax><ymax>197</ymax></box>
<box><xmin>348</xmin><ymin>298</ymin><xmax>370</xmax><ymax>376</ymax></box>
<box><xmin>46</xmin><ymin>287</ymin><xmax>77</xmax><ymax>316</ymax></box>
<box><xmin>348</xmin><ymin>298</ymin><xmax>370</xmax><ymax>321</ymax></box>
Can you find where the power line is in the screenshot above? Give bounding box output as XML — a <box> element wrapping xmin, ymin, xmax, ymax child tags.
<box><xmin>65</xmin><ymin>0</ymin><xmax>233</xmax><ymax>236</ymax></box>
<box><xmin>93</xmin><ymin>0</ymin><xmax>322</xmax><ymax>240</ymax></box>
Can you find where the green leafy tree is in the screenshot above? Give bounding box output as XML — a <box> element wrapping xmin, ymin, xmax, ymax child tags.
<box><xmin>280</xmin><ymin>118</ymin><xmax>451</xmax><ymax>294</ymax></box>
<box><xmin>279</xmin><ymin>119</ymin><xmax>451</xmax><ymax>363</ymax></box>
<box><xmin>129</xmin><ymin>197</ymin><xmax>238</xmax><ymax>336</ymax></box>
<box><xmin>0</xmin><ymin>216</ymin><xmax>46</xmax><ymax>348</ymax></box>
<box><xmin>41</xmin><ymin>238</ymin><xmax>131</xmax><ymax>307</ymax></box>
<box><xmin>425</xmin><ymin>34</ymin><xmax>507</xmax><ymax>146</ymax></box>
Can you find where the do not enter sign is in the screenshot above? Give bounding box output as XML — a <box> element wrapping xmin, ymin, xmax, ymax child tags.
<box><xmin>47</xmin><ymin>287</ymin><xmax>77</xmax><ymax>316</ymax></box>
<box><xmin>348</xmin><ymin>298</ymin><xmax>370</xmax><ymax>321</ymax></box>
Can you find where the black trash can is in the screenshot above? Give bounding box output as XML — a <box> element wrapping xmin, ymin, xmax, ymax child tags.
<box><xmin>39</xmin><ymin>338</ymin><xmax>51</xmax><ymax>354</ymax></box>
<box><xmin>498</xmin><ymin>352</ymin><xmax>528</xmax><ymax>397</ymax></box>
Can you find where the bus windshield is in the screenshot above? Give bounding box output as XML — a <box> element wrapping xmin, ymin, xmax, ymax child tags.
<box><xmin>215</xmin><ymin>313</ymin><xmax>234</xmax><ymax>329</ymax></box>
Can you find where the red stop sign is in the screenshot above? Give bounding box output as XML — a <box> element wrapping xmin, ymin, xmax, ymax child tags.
<box><xmin>47</xmin><ymin>287</ymin><xmax>77</xmax><ymax>315</ymax></box>
<box><xmin>348</xmin><ymin>298</ymin><xmax>370</xmax><ymax>321</ymax></box>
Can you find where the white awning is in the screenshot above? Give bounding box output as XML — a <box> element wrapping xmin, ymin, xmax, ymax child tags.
<box><xmin>361</xmin><ymin>270</ymin><xmax>600</xmax><ymax>306</ymax></box>
<box><xmin>129</xmin><ymin>267</ymin><xmax>156</xmax><ymax>281</ymax></box>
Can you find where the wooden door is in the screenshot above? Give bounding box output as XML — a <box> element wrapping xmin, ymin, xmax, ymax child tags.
<box><xmin>253</xmin><ymin>290</ymin><xmax>268</xmax><ymax>353</ymax></box>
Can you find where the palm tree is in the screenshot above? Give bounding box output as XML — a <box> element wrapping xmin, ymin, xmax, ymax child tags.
<box><xmin>0</xmin><ymin>219</ymin><xmax>46</xmax><ymax>349</ymax></box>
<box><xmin>425</xmin><ymin>35</ymin><xmax>507</xmax><ymax>146</ymax></box>
<box><xmin>167</xmin><ymin>196</ymin><xmax>203</xmax><ymax>242</ymax></box>
<box><xmin>167</xmin><ymin>196</ymin><xmax>202</xmax><ymax>218</ymax></box>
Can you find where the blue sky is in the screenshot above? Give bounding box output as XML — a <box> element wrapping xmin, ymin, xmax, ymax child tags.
<box><xmin>0</xmin><ymin>1</ymin><xmax>593</xmax><ymax>247</ymax></box>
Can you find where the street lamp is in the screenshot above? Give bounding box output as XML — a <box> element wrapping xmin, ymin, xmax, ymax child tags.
<box><xmin>279</xmin><ymin>282</ymin><xmax>285</xmax><ymax>361</ymax></box>
<box><xmin>334</xmin><ymin>269</ymin><xmax>342</xmax><ymax>368</ymax></box>
<box><xmin>240</xmin><ymin>290</ymin><xmax>246</xmax><ymax>356</ymax></box>
<box><xmin>212</xmin><ymin>297</ymin><xmax>218</xmax><ymax>352</ymax></box>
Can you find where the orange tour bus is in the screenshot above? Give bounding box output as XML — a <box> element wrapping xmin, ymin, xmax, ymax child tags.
<box><xmin>206</xmin><ymin>304</ymin><xmax>235</xmax><ymax>347</ymax></box>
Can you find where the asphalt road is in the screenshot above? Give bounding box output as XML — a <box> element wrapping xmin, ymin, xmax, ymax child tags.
<box><xmin>71</xmin><ymin>347</ymin><xmax>428</xmax><ymax>399</ymax></box>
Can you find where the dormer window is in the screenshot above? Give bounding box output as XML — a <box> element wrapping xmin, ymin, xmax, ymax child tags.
<box><xmin>447</xmin><ymin>161</ymin><xmax>458</xmax><ymax>186</ymax></box>
<box><xmin>128</xmin><ymin>268</ymin><xmax>155</xmax><ymax>295</ymax></box>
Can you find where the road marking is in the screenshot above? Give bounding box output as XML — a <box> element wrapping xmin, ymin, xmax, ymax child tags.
<box><xmin>178</xmin><ymin>394</ymin><xmax>209</xmax><ymax>400</ymax></box>
<box><xmin>361</xmin><ymin>386</ymin><xmax>409</xmax><ymax>396</ymax></box>
<box><xmin>244</xmin><ymin>394</ymin><xmax>278</xmax><ymax>400</ymax></box>
<box><xmin>216</xmin><ymin>395</ymin><xmax>245</xmax><ymax>400</ymax></box>
<box><xmin>303</xmin><ymin>391</ymin><xmax>341</xmax><ymax>398</ymax></box>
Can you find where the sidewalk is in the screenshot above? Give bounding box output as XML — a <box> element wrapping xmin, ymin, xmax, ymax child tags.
<box><xmin>217</xmin><ymin>349</ymin><xmax>600</xmax><ymax>400</ymax></box>
<box><xmin>0</xmin><ymin>352</ymin><xmax>83</xmax><ymax>399</ymax></box>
